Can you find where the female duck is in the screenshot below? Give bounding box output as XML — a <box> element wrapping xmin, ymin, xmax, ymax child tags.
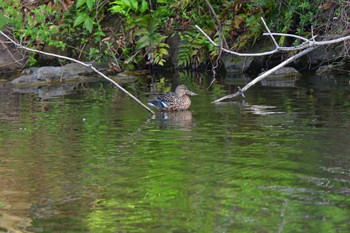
<box><xmin>148</xmin><ymin>85</ymin><xmax>196</xmax><ymax>111</ymax></box>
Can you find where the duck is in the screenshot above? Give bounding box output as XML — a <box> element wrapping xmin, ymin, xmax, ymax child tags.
<box><xmin>148</xmin><ymin>84</ymin><xmax>196</xmax><ymax>111</ymax></box>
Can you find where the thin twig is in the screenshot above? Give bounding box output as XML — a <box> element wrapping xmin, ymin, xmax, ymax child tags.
<box><xmin>261</xmin><ymin>17</ymin><xmax>279</xmax><ymax>48</ymax></box>
<box><xmin>0</xmin><ymin>31</ymin><xmax>155</xmax><ymax>115</ymax></box>
<box><xmin>204</xmin><ymin>0</ymin><xmax>228</xmax><ymax>49</ymax></box>
<box><xmin>195</xmin><ymin>25</ymin><xmax>217</xmax><ymax>46</ymax></box>
<box><xmin>0</xmin><ymin>35</ymin><xmax>25</xmax><ymax>66</ymax></box>
<box><xmin>262</xmin><ymin>32</ymin><xmax>310</xmax><ymax>43</ymax></box>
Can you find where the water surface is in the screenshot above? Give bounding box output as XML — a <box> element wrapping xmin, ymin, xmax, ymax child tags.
<box><xmin>0</xmin><ymin>72</ymin><xmax>349</xmax><ymax>232</ymax></box>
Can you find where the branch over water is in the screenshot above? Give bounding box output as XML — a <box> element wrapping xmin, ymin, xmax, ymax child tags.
<box><xmin>0</xmin><ymin>31</ymin><xmax>155</xmax><ymax>115</ymax></box>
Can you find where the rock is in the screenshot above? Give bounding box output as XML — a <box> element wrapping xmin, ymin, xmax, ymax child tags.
<box><xmin>260</xmin><ymin>67</ymin><xmax>301</xmax><ymax>78</ymax></box>
<box><xmin>307</xmin><ymin>44</ymin><xmax>344</xmax><ymax>66</ymax></box>
<box><xmin>0</xmin><ymin>34</ymin><xmax>27</xmax><ymax>73</ymax></box>
<box><xmin>222</xmin><ymin>54</ymin><xmax>254</xmax><ymax>72</ymax></box>
<box><xmin>221</xmin><ymin>38</ymin><xmax>275</xmax><ymax>73</ymax></box>
<box><xmin>259</xmin><ymin>67</ymin><xmax>301</xmax><ymax>87</ymax></box>
<box><xmin>11</xmin><ymin>63</ymin><xmax>108</xmax><ymax>86</ymax></box>
<box><xmin>315</xmin><ymin>62</ymin><xmax>345</xmax><ymax>75</ymax></box>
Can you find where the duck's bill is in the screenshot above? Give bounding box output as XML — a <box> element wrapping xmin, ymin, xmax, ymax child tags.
<box><xmin>187</xmin><ymin>90</ymin><xmax>197</xmax><ymax>96</ymax></box>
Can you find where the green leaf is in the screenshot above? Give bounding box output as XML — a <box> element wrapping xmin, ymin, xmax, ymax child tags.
<box><xmin>109</xmin><ymin>6</ymin><xmax>128</xmax><ymax>16</ymax></box>
<box><xmin>160</xmin><ymin>43</ymin><xmax>170</xmax><ymax>48</ymax></box>
<box><xmin>136</xmin><ymin>35</ymin><xmax>151</xmax><ymax>49</ymax></box>
<box><xmin>74</xmin><ymin>15</ymin><xmax>86</xmax><ymax>27</ymax></box>
<box><xmin>120</xmin><ymin>0</ymin><xmax>131</xmax><ymax>8</ymax></box>
<box><xmin>133</xmin><ymin>28</ymin><xmax>148</xmax><ymax>36</ymax></box>
<box><xmin>140</xmin><ymin>0</ymin><xmax>149</xmax><ymax>13</ymax></box>
<box><xmin>86</xmin><ymin>0</ymin><xmax>94</xmax><ymax>10</ymax></box>
<box><xmin>84</xmin><ymin>17</ymin><xmax>94</xmax><ymax>33</ymax></box>
<box><xmin>159</xmin><ymin>48</ymin><xmax>169</xmax><ymax>56</ymax></box>
<box><xmin>76</xmin><ymin>0</ymin><xmax>86</xmax><ymax>8</ymax></box>
<box><xmin>130</xmin><ymin>0</ymin><xmax>138</xmax><ymax>11</ymax></box>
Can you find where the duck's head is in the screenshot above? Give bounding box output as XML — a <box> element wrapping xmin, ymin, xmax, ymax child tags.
<box><xmin>175</xmin><ymin>85</ymin><xmax>196</xmax><ymax>97</ymax></box>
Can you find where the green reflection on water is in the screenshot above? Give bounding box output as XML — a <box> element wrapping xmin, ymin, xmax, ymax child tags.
<box><xmin>0</xmin><ymin>74</ymin><xmax>350</xmax><ymax>232</ymax></box>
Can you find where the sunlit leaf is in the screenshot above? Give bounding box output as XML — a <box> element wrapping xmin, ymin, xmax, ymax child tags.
<box><xmin>159</xmin><ymin>43</ymin><xmax>170</xmax><ymax>48</ymax></box>
<box><xmin>86</xmin><ymin>0</ymin><xmax>94</xmax><ymax>10</ymax></box>
<box><xmin>120</xmin><ymin>0</ymin><xmax>131</xmax><ymax>8</ymax></box>
<box><xmin>109</xmin><ymin>6</ymin><xmax>127</xmax><ymax>16</ymax></box>
<box><xmin>74</xmin><ymin>15</ymin><xmax>85</xmax><ymax>27</ymax></box>
<box><xmin>76</xmin><ymin>0</ymin><xmax>86</xmax><ymax>8</ymax></box>
<box><xmin>84</xmin><ymin>16</ymin><xmax>94</xmax><ymax>33</ymax></box>
<box><xmin>140</xmin><ymin>0</ymin><xmax>148</xmax><ymax>13</ymax></box>
<box><xmin>130</xmin><ymin>0</ymin><xmax>138</xmax><ymax>11</ymax></box>
<box><xmin>159</xmin><ymin>48</ymin><xmax>169</xmax><ymax>56</ymax></box>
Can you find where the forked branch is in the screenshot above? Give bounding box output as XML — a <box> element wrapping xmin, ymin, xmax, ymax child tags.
<box><xmin>196</xmin><ymin>17</ymin><xmax>350</xmax><ymax>103</ymax></box>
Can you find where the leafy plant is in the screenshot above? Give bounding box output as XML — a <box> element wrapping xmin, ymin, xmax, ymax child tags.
<box><xmin>73</xmin><ymin>0</ymin><xmax>97</xmax><ymax>33</ymax></box>
<box><xmin>177</xmin><ymin>31</ymin><xmax>214</xmax><ymax>69</ymax></box>
<box><xmin>109</xmin><ymin>0</ymin><xmax>149</xmax><ymax>16</ymax></box>
<box><xmin>110</xmin><ymin>0</ymin><xmax>170</xmax><ymax>66</ymax></box>
<box><xmin>0</xmin><ymin>1</ymin><xmax>22</xmax><ymax>31</ymax></box>
<box><xmin>133</xmin><ymin>15</ymin><xmax>169</xmax><ymax>66</ymax></box>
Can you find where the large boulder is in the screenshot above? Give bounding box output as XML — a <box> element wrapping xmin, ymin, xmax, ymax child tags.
<box><xmin>11</xmin><ymin>63</ymin><xmax>108</xmax><ymax>85</ymax></box>
<box><xmin>222</xmin><ymin>54</ymin><xmax>254</xmax><ymax>72</ymax></box>
<box><xmin>221</xmin><ymin>38</ymin><xmax>274</xmax><ymax>73</ymax></box>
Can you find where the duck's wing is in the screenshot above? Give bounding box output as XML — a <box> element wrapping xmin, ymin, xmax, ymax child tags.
<box><xmin>148</xmin><ymin>92</ymin><xmax>176</xmax><ymax>109</ymax></box>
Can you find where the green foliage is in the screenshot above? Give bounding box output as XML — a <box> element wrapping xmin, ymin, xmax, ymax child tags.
<box><xmin>109</xmin><ymin>0</ymin><xmax>148</xmax><ymax>16</ymax></box>
<box><xmin>177</xmin><ymin>31</ymin><xmax>212</xmax><ymax>69</ymax></box>
<box><xmin>73</xmin><ymin>0</ymin><xmax>98</xmax><ymax>33</ymax></box>
<box><xmin>0</xmin><ymin>1</ymin><xmax>69</xmax><ymax>65</ymax></box>
<box><xmin>20</xmin><ymin>5</ymin><xmax>63</xmax><ymax>47</ymax></box>
<box><xmin>134</xmin><ymin>16</ymin><xmax>169</xmax><ymax>66</ymax></box>
<box><xmin>0</xmin><ymin>0</ymin><xmax>22</xmax><ymax>31</ymax></box>
<box><xmin>110</xmin><ymin>0</ymin><xmax>170</xmax><ymax>66</ymax></box>
<box><xmin>0</xmin><ymin>0</ymin><xmax>342</xmax><ymax>69</ymax></box>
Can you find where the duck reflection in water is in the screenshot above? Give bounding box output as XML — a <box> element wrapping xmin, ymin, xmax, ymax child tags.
<box><xmin>152</xmin><ymin>110</ymin><xmax>193</xmax><ymax>131</ymax></box>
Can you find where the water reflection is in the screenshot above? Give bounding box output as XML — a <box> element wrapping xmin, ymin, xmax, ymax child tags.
<box><xmin>260</xmin><ymin>77</ymin><xmax>300</xmax><ymax>87</ymax></box>
<box><xmin>0</xmin><ymin>71</ymin><xmax>350</xmax><ymax>232</ymax></box>
<box><xmin>151</xmin><ymin>111</ymin><xmax>193</xmax><ymax>130</ymax></box>
<box><xmin>13</xmin><ymin>83</ymin><xmax>79</xmax><ymax>99</ymax></box>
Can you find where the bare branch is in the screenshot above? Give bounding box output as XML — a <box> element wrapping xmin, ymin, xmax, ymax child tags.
<box><xmin>0</xmin><ymin>31</ymin><xmax>155</xmax><ymax>115</ymax></box>
<box><xmin>204</xmin><ymin>0</ymin><xmax>229</xmax><ymax>49</ymax></box>
<box><xmin>221</xmin><ymin>47</ymin><xmax>279</xmax><ymax>57</ymax></box>
<box><xmin>196</xmin><ymin>16</ymin><xmax>350</xmax><ymax>103</ymax></box>
<box><xmin>261</xmin><ymin>17</ymin><xmax>279</xmax><ymax>48</ymax></box>
<box><xmin>212</xmin><ymin>47</ymin><xmax>317</xmax><ymax>103</ymax></box>
<box><xmin>195</xmin><ymin>25</ymin><xmax>218</xmax><ymax>46</ymax></box>
<box><xmin>262</xmin><ymin>32</ymin><xmax>310</xmax><ymax>43</ymax></box>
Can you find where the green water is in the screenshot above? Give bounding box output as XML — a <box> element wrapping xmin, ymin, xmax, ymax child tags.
<box><xmin>0</xmin><ymin>72</ymin><xmax>349</xmax><ymax>233</ymax></box>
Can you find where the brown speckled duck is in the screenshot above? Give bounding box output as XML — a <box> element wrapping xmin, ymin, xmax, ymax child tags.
<box><xmin>148</xmin><ymin>85</ymin><xmax>196</xmax><ymax>111</ymax></box>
